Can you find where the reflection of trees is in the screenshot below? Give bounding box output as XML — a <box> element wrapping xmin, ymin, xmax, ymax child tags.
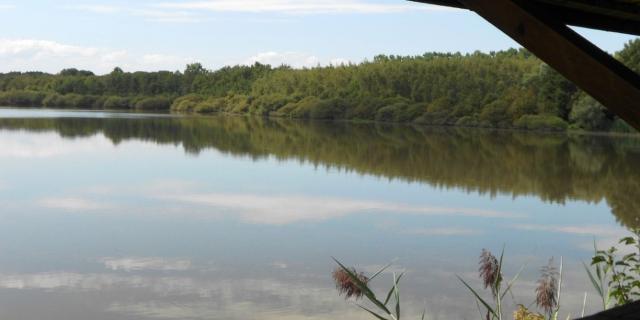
<box><xmin>0</xmin><ymin>115</ymin><xmax>638</xmax><ymax>228</ymax></box>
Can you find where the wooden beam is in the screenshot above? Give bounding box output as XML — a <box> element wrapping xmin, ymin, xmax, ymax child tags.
<box><xmin>410</xmin><ymin>1</ymin><xmax>640</xmax><ymax>35</ymax></box>
<box><xmin>455</xmin><ymin>0</ymin><xmax>640</xmax><ymax>130</ymax></box>
<box><xmin>578</xmin><ymin>301</ymin><xmax>640</xmax><ymax>320</ymax></box>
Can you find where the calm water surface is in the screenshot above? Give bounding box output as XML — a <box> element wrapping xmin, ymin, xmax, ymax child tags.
<box><xmin>0</xmin><ymin>108</ymin><xmax>638</xmax><ymax>319</ymax></box>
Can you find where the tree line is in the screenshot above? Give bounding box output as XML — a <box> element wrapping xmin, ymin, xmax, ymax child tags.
<box><xmin>1</xmin><ymin>39</ymin><xmax>639</xmax><ymax>132</ymax></box>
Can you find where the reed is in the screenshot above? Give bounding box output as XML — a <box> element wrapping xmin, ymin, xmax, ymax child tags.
<box><xmin>332</xmin><ymin>230</ymin><xmax>640</xmax><ymax>320</ymax></box>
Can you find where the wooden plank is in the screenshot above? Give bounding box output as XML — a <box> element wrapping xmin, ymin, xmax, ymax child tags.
<box><xmin>578</xmin><ymin>301</ymin><xmax>640</xmax><ymax>319</ymax></box>
<box><xmin>452</xmin><ymin>0</ymin><xmax>640</xmax><ymax>130</ymax></box>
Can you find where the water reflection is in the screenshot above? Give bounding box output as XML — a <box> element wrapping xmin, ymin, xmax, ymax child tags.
<box><xmin>0</xmin><ymin>110</ymin><xmax>637</xmax><ymax>227</ymax></box>
<box><xmin>0</xmin><ymin>108</ymin><xmax>637</xmax><ymax>319</ymax></box>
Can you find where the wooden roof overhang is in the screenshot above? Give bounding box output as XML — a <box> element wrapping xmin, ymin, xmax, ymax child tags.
<box><xmin>579</xmin><ymin>300</ymin><xmax>640</xmax><ymax>319</ymax></box>
<box><xmin>410</xmin><ymin>0</ymin><xmax>640</xmax><ymax>130</ymax></box>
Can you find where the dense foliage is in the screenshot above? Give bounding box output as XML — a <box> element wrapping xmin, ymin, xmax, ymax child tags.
<box><xmin>1</xmin><ymin>39</ymin><xmax>639</xmax><ymax>132</ymax></box>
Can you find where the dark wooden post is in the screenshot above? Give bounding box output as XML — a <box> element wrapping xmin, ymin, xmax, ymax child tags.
<box><xmin>578</xmin><ymin>301</ymin><xmax>640</xmax><ymax>320</ymax></box>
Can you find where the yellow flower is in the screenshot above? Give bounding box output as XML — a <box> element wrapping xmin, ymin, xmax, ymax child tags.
<box><xmin>513</xmin><ymin>305</ymin><xmax>544</xmax><ymax>320</ymax></box>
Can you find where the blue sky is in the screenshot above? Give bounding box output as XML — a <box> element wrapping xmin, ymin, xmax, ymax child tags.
<box><xmin>0</xmin><ymin>0</ymin><xmax>637</xmax><ymax>74</ymax></box>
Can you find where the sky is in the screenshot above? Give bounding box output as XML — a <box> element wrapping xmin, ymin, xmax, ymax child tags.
<box><xmin>0</xmin><ymin>0</ymin><xmax>637</xmax><ymax>74</ymax></box>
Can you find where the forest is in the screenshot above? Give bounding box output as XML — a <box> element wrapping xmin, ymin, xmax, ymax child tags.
<box><xmin>1</xmin><ymin>39</ymin><xmax>639</xmax><ymax>132</ymax></box>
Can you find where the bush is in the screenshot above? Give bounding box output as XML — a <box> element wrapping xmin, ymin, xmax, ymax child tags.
<box><xmin>42</xmin><ymin>93</ymin><xmax>66</xmax><ymax>107</ymax></box>
<box><xmin>66</xmin><ymin>94</ymin><xmax>99</xmax><ymax>108</ymax></box>
<box><xmin>0</xmin><ymin>90</ymin><xmax>46</xmax><ymax>106</ymax></box>
<box><xmin>226</xmin><ymin>94</ymin><xmax>250</xmax><ymax>113</ymax></box>
<box><xmin>271</xmin><ymin>101</ymin><xmax>298</xmax><ymax>117</ymax></box>
<box><xmin>249</xmin><ymin>93</ymin><xmax>292</xmax><ymax>116</ymax></box>
<box><xmin>102</xmin><ymin>96</ymin><xmax>132</xmax><ymax>109</ymax></box>
<box><xmin>376</xmin><ymin>103</ymin><xmax>404</xmax><ymax>122</ymax></box>
<box><xmin>308</xmin><ymin>98</ymin><xmax>347</xmax><ymax>120</ymax></box>
<box><xmin>288</xmin><ymin>96</ymin><xmax>320</xmax><ymax>118</ymax></box>
<box><xmin>513</xmin><ymin>115</ymin><xmax>568</xmax><ymax>131</ymax></box>
<box><xmin>135</xmin><ymin>97</ymin><xmax>172</xmax><ymax>110</ymax></box>
<box><xmin>569</xmin><ymin>94</ymin><xmax>609</xmax><ymax>131</ymax></box>
<box><xmin>193</xmin><ymin>97</ymin><xmax>227</xmax><ymax>113</ymax></box>
<box><xmin>455</xmin><ymin>115</ymin><xmax>480</xmax><ymax>127</ymax></box>
<box><xmin>415</xmin><ymin>97</ymin><xmax>455</xmax><ymax>125</ymax></box>
<box><xmin>42</xmin><ymin>93</ymin><xmax>99</xmax><ymax>108</ymax></box>
<box><xmin>479</xmin><ymin>99</ymin><xmax>511</xmax><ymax>128</ymax></box>
<box><xmin>171</xmin><ymin>94</ymin><xmax>204</xmax><ymax>112</ymax></box>
<box><xmin>92</xmin><ymin>96</ymin><xmax>108</xmax><ymax>109</ymax></box>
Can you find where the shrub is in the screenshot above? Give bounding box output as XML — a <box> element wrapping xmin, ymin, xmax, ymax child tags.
<box><xmin>102</xmin><ymin>96</ymin><xmax>132</xmax><ymax>109</ymax></box>
<box><xmin>92</xmin><ymin>96</ymin><xmax>108</xmax><ymax>109</ymax></box>
<box><xmin>376</xmin><ymin>103</ymin><xmax>404</xmax><ymax>122</ymax></box>
<box><xmin>569</xmin><ymin>95</ymin><xmax>609</xmax><ymax>131</ymax></box>
<box><xmin>249</xmin><ymin>93</ymin><xmax>292</xmax><ymax>116</ymax></box>
<box><xmin>226</xmin><ymin>94</ymin><xmax>250</xmax><ymax>113</ymax></box>
<box><xmin>135</xmin><ymin>97</ymin><xmax>173</xmax><ymax>110</ymax></box>
<box><xmin>0</xmin><ymin>90</ymin><xmax>46</xmax><ymax>106</ymax></box>
<box><xmin>309</xmin><ymin>98</ymin><xmax>347</xmax><ymax>120</ymax></box>
<box><xmin>344</xmin><ymin>96</ymin><xmax>384</xmax><ymax>120</ymax></box>
<box><xmin>513</xmin><ymin>115</ymin><xmax>568</xmax><ymax>131</ymax></box>
<box><xmin>66</xmin><ymin>94</ymin><xmax>99</xmax><ymax>108</ymax></box>
<box><xmin>455</xmin><ymin>115</ymin><xmax>480</xmax><ymax>127</ymax></box>
<box><xmin>42</xmin><ymin>93</ymin><xmax>66</xmax><ymax>107</ymax></box>
<box><xmin>415</xmin><ymin>97</ymin><xmax>455</xmax><ymax>125</ymax></box>
<box><xmin>193</xmin><ymin>97</ymin><xmax>227</xmax><ymax>113</ymax></box>
<box><xmin>171</xmin><ymin>94</ymin><xmax>204</xmax><ymax>112</ymax></box>
<box><xmin>288</xmin><ymin>96</ymin><xmax>320</xmax><ymax>118</ymax></box>
<box><xmin>480</xmin><ymin>99</ymin><xmax>511</xmax><ymax>128</ymax></box>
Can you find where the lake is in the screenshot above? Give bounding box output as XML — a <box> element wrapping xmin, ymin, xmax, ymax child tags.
<box><xmin>0</xmin><ymin>107</ymin><xmax>638</xmax><ymax>320</ymax></box>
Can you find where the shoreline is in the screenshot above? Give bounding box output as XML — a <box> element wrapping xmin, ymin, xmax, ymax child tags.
<box><xmin>1</xmin><ymin>105</ymin><xmax>638</xmax><ymax>138</ymax></box>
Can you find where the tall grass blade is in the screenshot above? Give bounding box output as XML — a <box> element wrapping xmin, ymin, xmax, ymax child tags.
<box><xmin>383</xmin><ymin>273</ymin><xmax>404</xmax><ymax>306</ymax></box>
<box><xmin>369</xmin><ymin>262</ymin><xmax>394</xmax><ymax>282</ymax></box>
<box><xmin>501</xmin><ymin>264</ymin><xmax>525</xmax><ymax>301</ymax></box>
<box><xmin>582</xmin><ymin>262</ymin><xmax>604</xmax><ymax>298</ymax></box>
<box><xmin>457</xmin><ymin>275</ymin><xmax>497</xmax><ymax>318</ymax></box>
<box><xmin>393</xmin><ymin>272</ymin><xmax>401</xmax><ymax>320</ymax></box>
<box><xmin>357</xmin><ymin>304</ymin><xmax>388</xmax><ymax>320</ymax></box>
<box><xmin>581</xmin><ymin>292</ymin><xmax>587</xmax><ymax>318</ymax></box>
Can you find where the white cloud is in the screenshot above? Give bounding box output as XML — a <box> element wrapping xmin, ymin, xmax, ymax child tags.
<box><xmin>69</xmin><ymin>4</ymin><xmax>201</xmax><ymax>23</ymax></box>
<box><xmin>0</xmin><ymin>272</ymin><xmax>373</xmax><ymax>319</ymax></box>
<box><xmin>101</xmin><ymin>257</ymin><xmax>192</xmax><ymax>272</ymax></box>
<box><xmin>68</xmin><ymin>4</ymin><xmax>121</xmax><ymax>14</ymax></box>
<box><xmin>0</xmin><ymin>38</ymin><xmax>191</xmax><ymax>73</ymax></box>
<box><xmin>511</xmin><ymin>223</ymin><xmax>633</xmax><ymax>252</ymax></box>
<box><xmin>161</xmin><ymin>192</ymin><xmax>523</xmax><ymax>225</ymax></box>
<box><xmin>156</xmin><ymin>0</ymin><xmax>452</xmax><ymax>15</ymax></box>
<box><xmin>402</xmin><ymin>227</ymin><xmax>482</xmax><ymax>236</ymax></box>
<box><xmin>132</xmin><ymin>9</ymin><xmax>200</xmax><ymax>23</ymax></box>
<box><xmin>511</xmin><ymin>224</ymin><xmax>622</xmax><ymax>237</ymax></box>
<box><xmin>38</xmin><ymin>197</ymin><xmax>111</xmax><ymax>211</ymax></box>
<box><xmin>0</xmin><ymin>132</ymin><xmax>113</xmax><ymax>158</ymax></box>
<box><xmin>0</xmin><ymin>4</ymin><xmax>15</xmax><ymax>10</ymax></box>
<box><xmin>0</xmin><ymin>39</ymin><xmax>97</xmax><ymax>57</ymax></box>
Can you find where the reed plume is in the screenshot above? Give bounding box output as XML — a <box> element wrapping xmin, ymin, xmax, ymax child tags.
<box><xmin>535</xmin><ymin>258</ymin><xmax>558</xmax><ymax>316</ymax></box>
<box><xmin>332</xmin><ymin>267</ymin><xmax>369</xmax><ymax>299</ymax></box>
<box><xmin>478</xmin><ymin>249</ymin><xmax>502</xmax><ymax>297</ymax></box>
